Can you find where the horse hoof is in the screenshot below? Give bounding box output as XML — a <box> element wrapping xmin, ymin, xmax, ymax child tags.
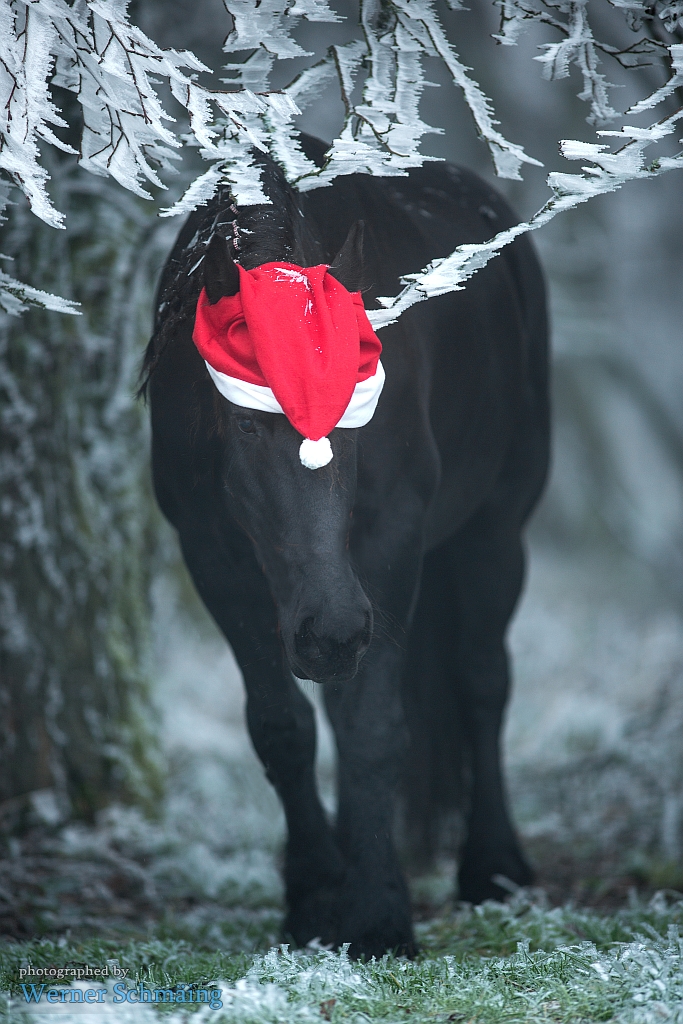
<box><xmin>458</xmin><ymin>851</ymin><xmax>534</xmax><ymax>904</ymax></box>
<box><xmin>346</xmin><ymin>933</ymin><xmax>418</xmax><ymax>961</ymax></box>
<box><xmin>332</xmin><ymin>877</ymin><xmax>415</xmax><ymax>959</ymax></box>
<box><xmin>283</xmin><ymin>887</ymin><xmax>339</xmax><ymax>949</ymax></box>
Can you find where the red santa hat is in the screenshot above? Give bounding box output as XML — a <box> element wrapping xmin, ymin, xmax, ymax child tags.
<box><xmin>193</xmin><ymin>262</ymin><xmax>384</xmax><ymax>469</ymax></box>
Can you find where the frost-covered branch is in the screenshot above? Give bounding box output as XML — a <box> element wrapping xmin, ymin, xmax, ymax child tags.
<box><xmin>369</xmin><ymin>80</ymin><xmax>683</xmax><ymax>327</ymax></box>
<box><xmin>362</xmin><ymin>7</ymin><xmax>683</xmax><ymax>327</ymax></box>
<box><xmin>628</xmin><ymin>39</ymin><xmax>683</xmax><ymax>111</ymax></box>
<box><xmin>0</xmin><ymin>0</ymin><xmax>307</xmax><ymax>304</ymax></box>
<box><xmin>534</xmin><ymin>1</ymin><xmax>618</xmax><ymax>124</ymax></box>
<box><xmin>0</xmin><ymin>259</ymin><xmax>80</xmax><ymax>315</ymax></box>
<box><xmin>284</xmin><ymin>0</ymin><xmax>542</xmax><ymax>187</ymax></box>
<box><xmin>496</xmin><ymin>0</ymin><xmax>681</xmax><ymax>118</ymax></box>
<box><xmin>393</xmin><ymin>0</ymin><xmax>542</xmax><ymax>178</ymax></box>
<box><xmin>496</xmin><ymin>0</ymin><xmax>621</xmax><ymax>124</ymax></box>
<box><xmin>0</xmin><ymin>0</ymin><xmax>682</xmax><ymax>316</ymax></box>
<box><xmin>0</xmin><ymin>181</ymin><xmax>79</xmax><ymax>313</ymax></box>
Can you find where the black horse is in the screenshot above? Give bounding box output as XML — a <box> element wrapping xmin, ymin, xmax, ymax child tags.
<box><xmin>141</xmin><ymin>135</ymin><xmax>549</xmax><ymax>958</ymax></box>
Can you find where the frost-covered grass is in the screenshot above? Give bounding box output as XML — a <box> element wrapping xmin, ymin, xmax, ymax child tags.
<box><xmin>2</xmin><ymin>894</ymin><xmax>683</xmax><ymax>1023</ymax></box>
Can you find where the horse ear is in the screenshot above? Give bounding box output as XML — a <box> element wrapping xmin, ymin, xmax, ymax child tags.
<box><xmin>204</xmin><ymin>234</ymin><xmax>240</xmax><ymax>304</ymax></box>
<box><xmin>328</xmin><ymin>220</ymin><xmax>365</xmax><ymax>292</ymax></box>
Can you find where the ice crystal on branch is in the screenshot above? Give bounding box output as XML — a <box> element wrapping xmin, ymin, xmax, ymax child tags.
<box><xmin>0</xmin><ymin>0</ymin><xmax>681</xmax><ymax>316</ymax></box>
<box><xmin>369</xmin><ymin>63</ymin><xmax>683</xmax><ymax>327</ymax></box>
<box><xmin>534</xmin><ymin>1</ymin><xmax>618</xmax><ymax>125</ymax></box>
<box><xmin>362</xmin><ymin>0</ymin><xmax>683</xmax><ymax>327</ymax></box>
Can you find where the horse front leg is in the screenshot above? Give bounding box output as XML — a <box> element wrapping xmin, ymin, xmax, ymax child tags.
<box><xmin>244</xmin><ymin>661</ymin><xmax>346</xmax><ymax>946</ymax></box>
<box><xmin>324</xmin><ymin>642</ymin><xmax>414</xmax><ymax>958</ymax></box>
<box><xmin>323</xmin><ymin>525</ymin><xmax>425</xmax><ymax>959</ymax></box>
<box><xmin>177</xmin><ymin>527</ymin><xmax>345</xmax><ymax>946</ymax></box>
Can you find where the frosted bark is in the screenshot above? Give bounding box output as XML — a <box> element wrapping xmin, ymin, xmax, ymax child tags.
<box><xmin>0</xmin><ymin>159</ymin><xmax>169</xmax><ymax>816</ymax></box>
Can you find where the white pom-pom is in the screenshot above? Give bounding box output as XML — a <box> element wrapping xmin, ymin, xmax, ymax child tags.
<box><xmin>299</xmin><ymin>436</ymin><xmax>333</xmax><ymax>470</ymax></box>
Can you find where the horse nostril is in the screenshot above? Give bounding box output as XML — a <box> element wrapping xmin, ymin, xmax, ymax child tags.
<box><xmin>294</xmin><ymin>616</ymin><xmax>321</xmax><ymax>660</ymax></box>
<box><xmin>347</xmin><ymin>611</ymin><xmax>372</xmax><ymax>657</ymax></box>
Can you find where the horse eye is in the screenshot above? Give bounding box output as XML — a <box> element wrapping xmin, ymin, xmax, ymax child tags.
<box><xmin>237</xmin><ymin>417</ymin><xmax>256</xmax><ymax>434</ymax></box>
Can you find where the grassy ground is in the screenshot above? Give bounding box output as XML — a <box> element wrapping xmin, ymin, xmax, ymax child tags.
<box><xmin>2</xmin><ymin>892</ymin><xmax>683</xmax><ymax>1022</ymax></box>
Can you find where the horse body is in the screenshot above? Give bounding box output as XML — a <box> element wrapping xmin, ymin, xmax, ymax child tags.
<box><xmin>145</xmin><ymin>136</ymin><xmax>549</xmax><ymax>958</ymax></box>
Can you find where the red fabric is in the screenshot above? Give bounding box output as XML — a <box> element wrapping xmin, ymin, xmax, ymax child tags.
<box><xmin>193</xmin><ymin>262</ymin><xmax>382</xmax><ymax>441</ymax></box>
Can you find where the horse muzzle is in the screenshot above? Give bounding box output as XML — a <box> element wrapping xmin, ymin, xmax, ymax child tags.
<box><xmin>290</xmin><ymin>606</ymin><xmax>373</xmax><ymax>683</ymax></box>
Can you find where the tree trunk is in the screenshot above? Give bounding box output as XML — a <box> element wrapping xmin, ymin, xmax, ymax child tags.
<box><xmin>0</xmin><ymin>159</ymin><xmax>174</xmax><ymax>827</ymax></box>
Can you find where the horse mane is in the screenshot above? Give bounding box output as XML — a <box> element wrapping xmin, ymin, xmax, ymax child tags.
<box><xmin>137</xmin><ymin>149</ymin><xmax>323</xmax><ymax>401</ymax></box>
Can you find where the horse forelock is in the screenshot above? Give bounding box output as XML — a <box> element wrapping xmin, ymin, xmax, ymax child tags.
<box><xmin>138</xmin><ymin>153</ymin><xmax>318</xmax><ymax>400</ymax></box>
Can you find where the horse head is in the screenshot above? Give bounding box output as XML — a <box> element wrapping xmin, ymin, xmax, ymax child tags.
<box><xmin>201</xmin><ymin>227</ymin><xmax>374</xmax><ymax>684</ymax></box>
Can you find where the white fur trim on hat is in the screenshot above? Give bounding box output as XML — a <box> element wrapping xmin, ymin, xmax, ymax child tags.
<box><xmin>204</xmin><ymin>360</ymin><xmax>386</xmax><ymax>468</ymax></box>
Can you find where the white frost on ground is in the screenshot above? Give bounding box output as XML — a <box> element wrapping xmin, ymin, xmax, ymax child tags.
<box><xmin>9</xmin><ymin>898</ymin><xmax>683</xmax><ymax>1023</ymax></box>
